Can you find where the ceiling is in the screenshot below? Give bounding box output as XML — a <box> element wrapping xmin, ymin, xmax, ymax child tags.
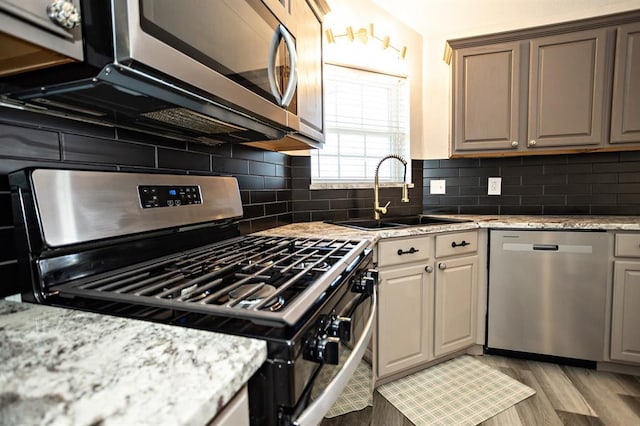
<box><xmin>372</xmin><ymin>0</ymin><xmax>640</xmax><ymax>39</ymax></box>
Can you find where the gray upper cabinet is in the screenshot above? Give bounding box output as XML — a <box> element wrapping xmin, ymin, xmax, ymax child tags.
<box><xmin>452</xmin><ymin>42</ymin><xmax>523</xmax><ymax>152</ymax></box>
<box><xmin>447</xmin><ymin>10</ymin><xmax>640</xmax><ymax>157</ymax></box>
<box><xmin>611</xmin><ymin>22</ymin><xmax>640</xmax><ymax>144</ymax></box>
<box><xmin>528</xmin><ymin>29</ymin><xmax>610</xmax><ymax>149</ymax></box>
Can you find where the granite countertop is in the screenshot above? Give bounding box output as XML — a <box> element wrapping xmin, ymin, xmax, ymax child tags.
<box><xmin>0</xmin><ymin>301</ymin><xmax>267</xmax><ymax>426</ymax></box>
<box><xmin>258</xmin><ymin>215</ymin><xmax>640</xmax><ymax>242</ymax></box>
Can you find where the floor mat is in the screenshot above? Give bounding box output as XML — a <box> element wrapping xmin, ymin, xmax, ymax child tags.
<box><xmin>377</xmin><ymin>355</ymin><xmax>536</xmax><ymax>425</ymax></box>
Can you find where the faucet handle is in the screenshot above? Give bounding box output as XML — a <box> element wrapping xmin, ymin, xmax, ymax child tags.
<box><xmin>377</xmin><ymin>201</ymin><xmax>390</xmax><ymax>216</ymax></box>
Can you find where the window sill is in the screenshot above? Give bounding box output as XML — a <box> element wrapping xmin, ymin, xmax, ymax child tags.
<box><xmin>309</xmin><ymin>182</ymin><xmax>415</xmax><ymax>190</ymax></box>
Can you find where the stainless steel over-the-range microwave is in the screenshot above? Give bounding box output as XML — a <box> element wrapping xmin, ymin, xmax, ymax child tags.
<box><xmin>0</xmin><ymin>0</ymin><xmax>322</xmax><ymax>146</ymax></box>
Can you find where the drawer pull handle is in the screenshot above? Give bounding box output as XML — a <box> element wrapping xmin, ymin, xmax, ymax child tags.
<box><xmin>451</xmin><ymin>240</ymin><xmax>470</xmax><ymax>248</ymax></box>
<box><xmin>397</xmin><ymin>247</ymin><xmax>419</xmax><ymax>256</ymax></box>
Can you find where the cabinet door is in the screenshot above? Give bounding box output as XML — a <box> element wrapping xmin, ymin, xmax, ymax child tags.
<box><xmin>611</xmin><ymin>261</ymin><xmax>640</xmax><ymax>364</ymax></box>
<box><xmin>611</xmin><ymin>22</ymin><xmax>640</xmax><ymax>144</ymax></box>
<box><xmin>377</xmin><ymin>263</ymin><xmax>433</xmax><ymax>377</ymax></box>
<box><xmin>527</xmin><ymin>28</ymin><xmax>610</xmax><ymax>149</ymax></box>
<box><xmin>452</xmin><ymin>42</ymin><xmax>522</xmax><ymax>152</ymax></box>
<box><xmin>434</xmin><ymin>255</ymin><xmax>478</xmax><ymax>357</ymax></box>
<box><xmin>290</xmin><ymin>0</ymin><xmax>324</xmax><ymax>143</ymax></box>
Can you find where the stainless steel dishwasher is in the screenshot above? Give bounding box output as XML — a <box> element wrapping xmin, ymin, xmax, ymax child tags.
<box><xmin>487</xmin><ymin>230</ymin><xmax>611</xmax><ymax>362</ymax></box>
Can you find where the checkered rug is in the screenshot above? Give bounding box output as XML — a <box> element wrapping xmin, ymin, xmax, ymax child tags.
<box><xmin>377</xmin><ymin>355</ymin><xmax>536</xmax><ymax>425</ymax></box>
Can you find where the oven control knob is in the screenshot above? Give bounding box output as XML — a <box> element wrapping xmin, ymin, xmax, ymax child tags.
<box><xmin>330</xmin><ymin>315</ymin><xmax>352</xmax><ymax>342</ymax></box>
<box><xmin>353</xmin><ymin>270</ymin><xmax>377</xmax><ymax>294</ymax></box>
<box><xmin>319</xmin><ymin>336</ymin><xmax>340</xmax><ymax>364</ymax></box>
<box><xmin>303</xmin><ymin>334</ymin><xmax>340</xmax><ymax>364</ymax></box>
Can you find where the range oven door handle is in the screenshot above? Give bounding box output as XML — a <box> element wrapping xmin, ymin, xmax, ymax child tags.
<box><xmin>292</xmin><ymin>288</ymin><xmax>377</xmax><ymax>426</ymax></box>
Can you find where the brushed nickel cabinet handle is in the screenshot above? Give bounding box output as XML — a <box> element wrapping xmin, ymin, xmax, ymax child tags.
<box><xmin>425</xmin><ymin>265</ymin><xmax>433</xmax><ymax>273</ymax></box>
<box><xmin>528</xmin><ymin>140</ymin><xmax>537</xmax><ymax>147</ymax></box>
<box><xmin>511</xmin><ymin>141</ymin><xmax>518</xmax><ymax>148</ymax></box>
<box><xmin>438</xmin><ymin>262</ymin><xmax>446</xmax><ymax>270</ymax></box>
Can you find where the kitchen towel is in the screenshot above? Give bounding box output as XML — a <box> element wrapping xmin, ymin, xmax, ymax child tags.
<box><xmin>377</xmin><ymin>355</ymin><xmax>536</xmax><ymax>425</ymax></box>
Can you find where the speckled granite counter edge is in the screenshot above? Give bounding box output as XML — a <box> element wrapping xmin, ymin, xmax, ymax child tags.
<box><xmin>256</xmin><ymin>215</ymin><xmax>640</xmax><ymax>241</ymax></box>
<box><xmin>0</xmin><ymin>301</ymin><xmax>267</xmax><ymax>426</ymax></box>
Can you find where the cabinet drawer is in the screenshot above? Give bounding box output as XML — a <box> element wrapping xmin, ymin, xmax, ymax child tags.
<box><xmin>615</xmin><ymin>234</ymin><xmax>640</xmax><ymax>258</ymax></box>
<box><xmin>378</xmin><ymin>237</ymin><xmax>432</xmax><ymax>267</ymax></box>
<box><xmin>435</xmin><ymin>231</ymin><xmax>478</xmax><ymax>257</ymax></box>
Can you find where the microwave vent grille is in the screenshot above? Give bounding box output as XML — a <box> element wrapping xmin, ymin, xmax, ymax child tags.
<box><xmin>141</xmin><ymin>107</ymin><xmax>246</xmax><ymax>135</ymax></box>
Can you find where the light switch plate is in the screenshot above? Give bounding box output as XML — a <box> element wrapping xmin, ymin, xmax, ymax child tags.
<box><xmin>488</xmin><ymin>177</ymin><xmax>501</xmax><ymax>195</ymax></box>
<box><xmin>430</xmin><ymin>179</ymin><xmax>446</xmax><ymax>194</ymax></box>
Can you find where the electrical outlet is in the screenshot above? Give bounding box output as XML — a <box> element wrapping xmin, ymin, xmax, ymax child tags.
<box><xmin>430</xmin><ymin>179</ymin><xmax>446</xmax><ymax>194</ymax></box>
<box><xmin>488</xmin><ymin>177</ymin><xmax>501</xmax><ymax>195</ymax></box>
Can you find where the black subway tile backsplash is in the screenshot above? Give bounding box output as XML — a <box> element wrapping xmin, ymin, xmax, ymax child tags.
<box><xmin>64</xmin><ymin>134</ymin><xmax>155</xmax><ymax>167</ymax></box>
<box><xmin>0</xmin><ymin>123</ymin><xmax>60</xmax><ymax>160</ymax></box>
<box><xmin>157</xmin><ymin>147</ymin><xmax>210</xmax><ymax>172</ymax></box>
<box><xmin>212</xmin><ymin>157</ymin><xmax>249</xmax><ymax>175</ymax></box>
<box><xmin>249</xmin><ymin>161</ymin><xmax>276</xmax><ymax>176</ymax></box>
<box><xmin>264</xmin><ymin>176</ymin><xmax>288</xmax><ymax>189</ymax></box>
<box><xmin>251</xmin><ymin>191</ymin><xmax>277</xmax><ymax>204</ymax></box>
<box><xmin>423</xmin><ymin>151</ymin><xmax>640</xmax><ymax>215</ymax></box>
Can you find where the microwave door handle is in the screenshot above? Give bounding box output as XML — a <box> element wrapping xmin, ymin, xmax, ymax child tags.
<box><xmin>292</xmin><ymin>288</ymin><xmax>377</xmax><ymax>426</ymax></box>
<box><xmin>267</xmin><ymin>26</ymin><xmax>284</xmax><ymax>106</ymax></box>
<box><xmin>280</xmin><ymin>24</ymin><xmax>298</xmax><ymax>108</ymax></box>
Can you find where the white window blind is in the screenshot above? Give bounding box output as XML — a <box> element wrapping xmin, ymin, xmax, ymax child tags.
<box><xmin>311</xmin><ymin>64</ymin><xmax>410</xmax><ymax>185</ymax></box>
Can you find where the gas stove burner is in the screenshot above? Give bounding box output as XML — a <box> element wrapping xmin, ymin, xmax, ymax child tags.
<box><xmin>229</xmin><ymin>284</ymin><xmax>276</xmax><ymax>301</ymax></box>
<box><xmin>294</xmin><ymin>261</ymin><xmax>330</xmax><ymax>271</ymax></box>
<box><xmin>228</xmin><ymin>284</ymin><xmax>285</xmax><ymax>311</ymax></box>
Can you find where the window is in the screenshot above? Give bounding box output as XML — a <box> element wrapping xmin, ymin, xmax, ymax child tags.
<box><xmin>311</xmin><ymin>64</ymin><xmax>410</xmax><ymax>187</ymax></box>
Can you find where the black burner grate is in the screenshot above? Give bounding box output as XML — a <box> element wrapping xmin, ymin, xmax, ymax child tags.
<box><xmin>53</xmin><ymin>235</ymin><xmax>369</xmax><ymax>326</ymax></box>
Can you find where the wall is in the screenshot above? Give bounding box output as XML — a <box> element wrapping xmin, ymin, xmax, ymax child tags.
<box><xmin>423</xmin><ymin>151</ymin><xmax>640</xmax><ymax>215</ymax></box>
<box><xmin>372</xmin><ymin>0</ymin><xmax>640</xmax><ymax>159</ymax></box>
<box><xmin>0</xmin><ymin>107</ymin><xmax>292</xmax><ymax>296</ymax></box>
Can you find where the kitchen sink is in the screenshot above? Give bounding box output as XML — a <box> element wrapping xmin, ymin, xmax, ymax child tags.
<box><xmin>327</xmin><ymin>215</ymin><xmax>472</xmax><ymax>231</ymax></box>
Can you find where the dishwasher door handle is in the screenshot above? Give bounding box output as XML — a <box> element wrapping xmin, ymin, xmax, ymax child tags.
<box><xmin>533</xmin><ymin>244</ymin><xmax>559</xmax><ymax>251</ymax></box>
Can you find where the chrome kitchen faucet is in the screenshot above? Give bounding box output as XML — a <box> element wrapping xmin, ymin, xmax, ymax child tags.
<box><xmin>373</xmin><ymin>154</ymin><xmax>410</xmax><ymax>220</ymax></box>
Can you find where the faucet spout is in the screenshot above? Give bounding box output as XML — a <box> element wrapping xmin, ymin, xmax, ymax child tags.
<box><xmin>374</xmin><ymin>154</ymin><xmax>410</xmax><ymax>220</ymax></box>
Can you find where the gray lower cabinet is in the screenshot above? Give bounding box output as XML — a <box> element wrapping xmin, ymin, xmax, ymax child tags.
<box><xmin>434</xmin><ymin>254</ymin><xmax>479</xmax><ymax>357</ymax></box>
<box><xmin>433</xmin><ymin>231</ymin><xmax>479</xmax><ymax>357</ymax></box>
<box><xmin>610</xmin><ymin>22</ymin><xmax>640</xmax><ymax>145</ymax></box>
<box><xmin>611</xmin><ymin>234</ymin><xmax>640</xmax><ymax>364</ymax></box>
<box><xmin>377</xmin><ymin>236</ymin><xmax>434</xmax><ymax>378</ymax></box>
<box><xmin>377</xmin><ymin>261</ymin><xmax>434</xmax><ymax>377</ymax></box>
<box><xmin>376</xmin><ymin>231</ymin><xmax>479</xmax><ymax>379</ymax></box>
<box><xmin>210</xmin><ymin>386</ymin><xmax>250</xmax><ymax>426</ymax></box>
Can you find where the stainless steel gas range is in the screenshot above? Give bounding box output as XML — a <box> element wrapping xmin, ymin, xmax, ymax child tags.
<box><xmin>9</xmin><ymin>168</ymin><xmax>377</xmax><ymax>426</ymax></box>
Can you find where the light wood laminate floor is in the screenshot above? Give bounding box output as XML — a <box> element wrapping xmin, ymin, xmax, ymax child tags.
<box><xmin>320</xmin><ymin>355</ymin><xmax>640</xmax><ymax>426</ymax></box>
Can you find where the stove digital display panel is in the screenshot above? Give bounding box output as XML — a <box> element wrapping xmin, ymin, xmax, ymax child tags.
<box><xmin>138</xmin><ymin>185</ymin><xmax>202</xmax><ymax>208</ymax></box>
